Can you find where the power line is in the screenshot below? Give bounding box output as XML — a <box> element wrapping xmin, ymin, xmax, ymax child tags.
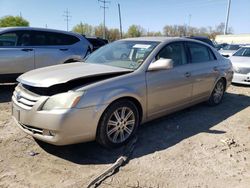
<box><xmin>98</xmin><ymin>0</ymin><xmax>110</xmax><ymax>39</ymax></box>
<box><xmin>63</xmin><ymin>8</ymin><xmax>71</xmax><ymax>31</ymax></box>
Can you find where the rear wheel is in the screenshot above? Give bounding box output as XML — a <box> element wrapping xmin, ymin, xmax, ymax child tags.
<box><xmin>207</xmin><ymin>79</ymin><xmax>225</xmax><ymax>106</ymax></box>
<box><xmin>96</xmin><ymin>100</ymin><xmax>139</xmax><ymax>148</ymax></box>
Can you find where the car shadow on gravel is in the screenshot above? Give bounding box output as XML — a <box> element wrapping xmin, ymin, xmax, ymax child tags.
<box><xmin>0</xmin><ymin>84</ymin><xmax>16</xmax><ymax>103</ymax></box>
<box><xmin>37</xmin><ymin>91</ymin><xmax>250</xmax><ymax>165</ymax></box>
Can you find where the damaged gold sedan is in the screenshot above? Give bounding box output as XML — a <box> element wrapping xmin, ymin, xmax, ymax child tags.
<box><xmin>12</xmin><ymin>37</ymin><xmax>233</xmax><ymax>148</ymax></box>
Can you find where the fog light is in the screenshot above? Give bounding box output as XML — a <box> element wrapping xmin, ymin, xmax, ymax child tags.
<box><xmin>43</xmin><ymin>129</ymin><xmax>55</xmax><ymax>136</ymax></box>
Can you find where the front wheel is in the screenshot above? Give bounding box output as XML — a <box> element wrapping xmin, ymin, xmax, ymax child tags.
<box><xmin>96</xmin><ymin>100</ymin><xmax>139</xmax><ymax>148</ymax></box>
<box><xmin>207</xmin><ymin>79</ymin><xmax>225</xmax><ymax>106</ymax></box>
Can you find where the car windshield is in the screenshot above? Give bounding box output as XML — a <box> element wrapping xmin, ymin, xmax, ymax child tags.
<box><xmin>85</xmin><ymin>40</ymin><xmax>159</xmax><ymax>70</ymax></box>
<box><xmin>233</xmin><ymin>47</ymin><xmax>250</xmax><ymax>57</ymax></box>
<box><xmin>223</xmin><ymin>44</ymin><xmax>240</xmax><ymax>50</ymax></box>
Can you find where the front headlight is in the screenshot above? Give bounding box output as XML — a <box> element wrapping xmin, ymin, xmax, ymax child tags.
<box><xmin>233</xmin><ymin>66</ymin><xmax>240</xmax><ymax>73</ymax></box>
<box><xmin>42</xmin><ymin>91</ymin><xmax>84</xmax><ymax>111</ymax></box>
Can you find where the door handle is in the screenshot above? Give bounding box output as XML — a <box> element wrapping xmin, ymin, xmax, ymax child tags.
<box><xmin>185</xmin><ymin>72</ymin><xmax>191</xmax><ymax>77</ymax></box>
<box><xmin>21</xmin><ymin>48</ymin><xmax>33</xmax><ymax>52</ymax></box>
<box><xmin>59</xmin><ymin>48</ymin><xmax>68</xmax><ymax>51</ymax></box>
<box><xmin>213</xmin><ymin>66</ymin><xmax>219</xmax><ymax>71</ymax></box>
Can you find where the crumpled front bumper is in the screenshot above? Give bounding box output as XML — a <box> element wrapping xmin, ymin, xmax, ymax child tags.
<box><xmin>12</xmin><ymin>99</ymin><xmax>107</xmax><ymax>145</ymax></box>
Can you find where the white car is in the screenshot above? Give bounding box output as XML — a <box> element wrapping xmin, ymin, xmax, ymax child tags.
<box><xmin>219</xmin><ymin>44</ymin><xmax>240</xmax><ymax>57</ymax></box>
<box><xmin>230</xmin><ymin>46</ymin><xmax>250</xmax><ymax>85</ymax></box>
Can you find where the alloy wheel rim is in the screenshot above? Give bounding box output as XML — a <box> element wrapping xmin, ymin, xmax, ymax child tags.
<box><xmin>106</xmin><ymin>107</ymin><xmax>135</xmax><ymax>144</ymax></box>
<box><xmin>213</xmin><ymin>82</ymin><xmax>224</xmax><ymax>103</ymax></box>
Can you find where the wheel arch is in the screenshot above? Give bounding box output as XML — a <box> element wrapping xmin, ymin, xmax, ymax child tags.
<box><xmin>96</xmin><ymin>96</ymin><xmax>143</xmax><ymax>137</ymax></box>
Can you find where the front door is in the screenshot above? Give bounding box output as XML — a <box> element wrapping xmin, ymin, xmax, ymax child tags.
<box><xmin>146</xmin><ymin>42</ymin><xmax>193</xmax><ymax>119</ymax></box>
<box><xmin>0</xmin><ymin>31</ymin><xmax>34</xmax><ymax>75</ymax></box>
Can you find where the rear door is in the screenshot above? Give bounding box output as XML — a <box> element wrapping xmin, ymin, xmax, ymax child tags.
<box><xmin>146</xmin><ymin>42</ymin><xmax>193</xmax><ymax>118</ymax></box>
<box><xmin>0</xmin><ymin>31</ymin><xmax>35</xmax><ymax>75</ymax></box>
<box><xmin>31</xmin><ymin>31</ymin><xmax>80</xmax><ymax>68</ymax></box>
<box><xmin>186</xmin><ymin>42</ymin><xmax>220</xmax><ymax>101</ymax></box>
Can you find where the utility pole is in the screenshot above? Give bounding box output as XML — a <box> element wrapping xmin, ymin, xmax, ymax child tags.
<box><xmin>188</xmin><ymin>14</ymin><xmax>192</xmax><ymax>35</ymax></box>
<box><xmin>98</xmin><ymin>0</ymin><xmax>110</xmax><ymax>39</ymax></box>
<box><xmin>224</xmin><ymin>0</ymin><xmax>231</xmax><ymax>35</ymax></box>
<box><xmin>63</xmin><ymin>8</ymin><xmax>71</xmax><ymax>31</ymax></box>
<box><xmin>80</xmin><ymin>21</ymin><xmax>84</xmax><ymax>35</ymax></box>
<box><xmin>118</xmin><ymin>3</ymin><xmax>123</xmax><ymax>39</ymax></box>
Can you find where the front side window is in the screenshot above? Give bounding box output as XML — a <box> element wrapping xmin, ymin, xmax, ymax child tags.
<box><xmin>233</xmin><ymin>47</ymin><xmax>250</xmax><ymax>57</ymax></box>
<box><xmin>156</xmin><ymin>42</ymin><xmax>187</xmax><ymax>66</ymax></box>
<box><xmin>188</xmin><ymin>42</ymin><xmax>213</xmax><ymax>63</ymax></box>
<box><xmin>17</xmin><ymin>32</ymin><xmax>32</xmax><ymax>46</ymax></box>
<box><xmin>0</xmin><ymin>32</ymin><xmax>17</xmax><ymax>46</ymax></box>
<box><xmin>85</xmin><ymin>41</ymin><xmax>159</xmax><ymax>70</ymax></box>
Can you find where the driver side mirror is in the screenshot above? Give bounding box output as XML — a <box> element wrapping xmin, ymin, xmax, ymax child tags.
<box><xmin>148</xmin><ymin>58</ymin><xmax>174</xmax><ymax>71</ymax></box>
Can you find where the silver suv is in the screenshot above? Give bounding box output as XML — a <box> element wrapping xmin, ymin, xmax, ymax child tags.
<box><xmin>0</xmin><ymin>27</ymin><xmax>92</xmax><ymax>82</ymax></box>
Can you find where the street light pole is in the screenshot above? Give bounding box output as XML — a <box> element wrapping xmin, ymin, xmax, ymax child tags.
<box><xmin>224</xmin><ymin>0</ymin><xmax>231</xmax><ymax>35</ymax></box>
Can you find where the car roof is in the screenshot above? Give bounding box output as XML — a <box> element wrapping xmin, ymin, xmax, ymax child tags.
<box><xmin>121</xmin><ymin>36</ymin><xmax>212</xmax><ymax>45</ymax></box>
<box><xmin>0</xmin><ymin>27</ymin><xmax>84</xmax><ymax>38</ymax></box>
<box><xmin>240</xmin><ymin>45</ymin><xmax>250</xmax><ymax>48</ymax></box>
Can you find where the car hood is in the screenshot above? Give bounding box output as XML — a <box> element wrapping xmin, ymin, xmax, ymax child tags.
<box><xmin>230</xmin><ymin>56</ymin><xmax>250</xmax><ymax>68</ymax></box>
<box><xmin>17</xmin><ymin>62</ymin><xmax>132</xmax><ymax>87</ymax></box>
<box><xmin>219</xmin><ymin>50</ymin><xmax>236</xmax><ymax>56</ymax></box>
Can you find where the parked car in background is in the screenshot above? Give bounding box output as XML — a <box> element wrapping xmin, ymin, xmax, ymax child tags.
<box><xmin>12</xmin><ymin>37</ymin><xmax>233</xmax><ymax>148</ymax></box>
<box><xmin>85</xmin><ymin>36</ymin><xmax>108</xmax><ymax>51</ymax></box>
<box><xmin>0</xmin><ymin>27</ymin><xmax>92</xmax><ymax>83</ymax></box>
<box><xmin>185</xmin><ymin>36</ymin><xmax>215</xmax><ymax>48</ymax></box>
<box><xmin>219</xmin><ymin>44</ymin><xmax>240</xmax><ymax>57</ymax></box>
<box><xmin>214</xmin><ymin>43</ymin><xmax>228</xmax><ymax>51</ymax></box>
<box><xmin>230</xmin><ymin>46</ymin><xmax>250</xmax><ymax>85</ymax></box>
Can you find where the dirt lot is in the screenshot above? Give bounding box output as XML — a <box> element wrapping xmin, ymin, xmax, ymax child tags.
<box><xmin>0</xmin><ymin>84</ymin><xmax>250</xmax><ymax>188</ymax></box>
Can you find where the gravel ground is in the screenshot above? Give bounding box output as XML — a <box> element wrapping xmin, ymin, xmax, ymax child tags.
<box><xmin>0</xmin><ymin>84</ymin><xmax>250</xmax><ymax>188</ymax></box>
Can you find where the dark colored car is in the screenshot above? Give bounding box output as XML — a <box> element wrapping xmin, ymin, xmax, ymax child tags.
<box><xmin>185</xmin><ymin>36</ymin><xmax>215</xmax><ymax>48</ymax></box>
<box><xmin>215</xmin><ymin>43</ymin><xmax>228</xmax><ymax>51</ymax></box>
<box><xmin>85</xmin><ymin>36</ymin><xmax>108</xmax><ymax>51</ymax></box>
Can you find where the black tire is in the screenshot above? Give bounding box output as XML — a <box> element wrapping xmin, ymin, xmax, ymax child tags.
<box><xmin>207</xmin><ymin>79</ymin><xmax>226</xmax><ymax>106</ymax></box>
<box><xmin>96</xmin><ymin>100</ymin><xmax>139</xmax><ymax>148</ymax></box>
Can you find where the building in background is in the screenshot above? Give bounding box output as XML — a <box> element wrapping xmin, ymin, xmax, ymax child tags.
<box><xmin>215</xmin><ymin>34</ymin><xmax>250</xmax><ymax>44</ymax></box>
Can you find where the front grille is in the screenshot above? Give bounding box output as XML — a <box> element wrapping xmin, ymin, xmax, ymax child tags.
<box><xmin>12</xmin><ymin>85</ymin><xmax>40</xmax><ymax>110</ymax></box>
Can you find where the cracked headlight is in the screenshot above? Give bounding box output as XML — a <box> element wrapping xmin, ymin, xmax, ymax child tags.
<box><xmin>42</xmin><ymin>91</ymin><xmax>84</xmax><ymax>110</ymax></box>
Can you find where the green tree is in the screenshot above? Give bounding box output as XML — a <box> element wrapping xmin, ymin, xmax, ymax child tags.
<box><xmin>107</xmin><ymin>28</ymin><xmax>120</xmax><ymax>41</ymax></box>
<box><xmin>94</xmin><ymin>24</ymin><xmax>105</xmax><ymax>38</ymax></box>
<box><xmin>147</xmin><ymin>31</ymin><xmax>162</xmax><ymax>36</ymax></box>
<box><xmin>0</xmin><ymin>15</ymin><xmax>29</xmax><ymax>27</ymax></box>
<box><xmin>126</xmin><ymin>25</ymin><xmax>145</xmax><ymax>38</ymax></box>
<box><xmin>72</xmin><ymin>22</ymin><xmax>94</xmax><ymax>36</ymax></box>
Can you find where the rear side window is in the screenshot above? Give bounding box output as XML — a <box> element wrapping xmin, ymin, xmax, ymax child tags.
<box><xmin>156</xmin><ymin>42</ymin><xmax>187</xmax><ymax>66</ymax></box>
<box><xmin>187</xmin><ymin>42</ymin><xmax>216</xmax><ymax>63</ymax></box>
<box><xmin>31</xmin><ymin>31</ymin><xmax>80</xmax><ymax>46</ymax></box>
<box><xmin>46</xmin><ymin>32</ymin><xmax>80</xmax><ymax>45</ymax></box>
<box><xmin>0</xmin><ymin>32</ymin><xmax>18</xmax><ymax>46</ymax></box>
<box><xmin>32</xmin><ymin>31</ymin><xmax>47</xmax><ymax>46</ymax></box>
